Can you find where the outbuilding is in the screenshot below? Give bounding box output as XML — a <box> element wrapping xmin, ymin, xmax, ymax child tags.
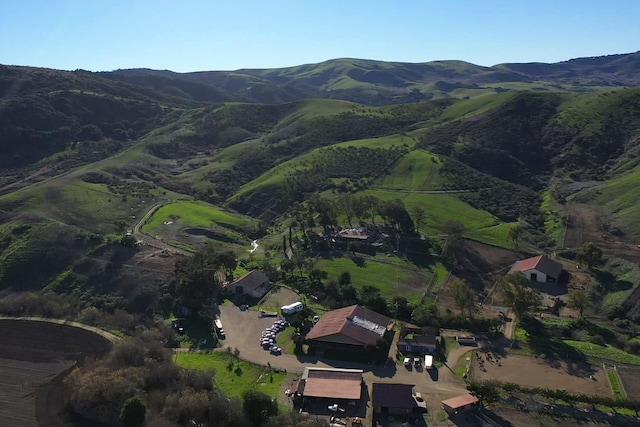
<box><xmin>508</xmin><ymin>255</ymin><xmax>563</xmax><ymax>283</ymax></box>
<box><xmin>225</xmin><ymin>270</ymin><xmax>271</xmax><ymax>299</ymax></box>
<box><xmin>372</xmin><ymin>383</ymin><xmax>426</xmax><ymax>415</ymax></box>
<box><xmin>441</xmin><ymin>393</ymin><xmax>479</xmax><ymax>415</ymax></box>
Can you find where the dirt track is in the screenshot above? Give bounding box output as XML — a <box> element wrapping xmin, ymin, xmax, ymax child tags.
<box><xmin>471</xmin><ymin>353</ymin><xmax>611</xmax><ymax>397</ymax></box>
<box><xmin>0</xmin><ymin>319</ymin><xmax>113</xmax><ymax>427</ymax></box>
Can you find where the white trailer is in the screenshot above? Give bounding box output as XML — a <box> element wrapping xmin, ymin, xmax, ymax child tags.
<box><xmin>424</xmin><ymin>355</ymin><xmax>433</xmax><ymax>370</ymax></box>
<box><xmin>214</xmin><ymin>319</ymin><xmax>225</xmax><ymax>338</ymax></box>
<box><xmin>281</xmin><ymin>301</ymin><xmax>304</xmax><ymax>315</ymax></box>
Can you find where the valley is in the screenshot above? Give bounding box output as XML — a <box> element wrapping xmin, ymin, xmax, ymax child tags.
<box><xmin>1</xmin><ymin>53</ymin><xmax>640</xmax><ymax>426</ymax></box>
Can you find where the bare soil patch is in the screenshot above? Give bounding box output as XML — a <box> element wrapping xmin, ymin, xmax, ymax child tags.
<box><xmin>564</xmin><ymin>203</ymin><xmax>640</xmax><ymax>263</ymax></box>
<box><xmin>471</xmin><ymin>353</ymin><xmax>611</xmax><ymax>397</ymax></box>
<box><xmin>616</xmin><ymin>365</ymin><xmax>640</xmax><ymax>400</ymax></box>
<box><xmin>259</xmin><ymin>287</ymin><xmax>301</xmax><ymax>309</ymax></box>
<box><xmin>438</xmin><ymin>240</ymin><xmax>519</xmax><ymax>312</ymax></box>
<box><xmin>0</xmin><ymin>319</ymin><xmax>112</xmax><ymax>427</ymax></box>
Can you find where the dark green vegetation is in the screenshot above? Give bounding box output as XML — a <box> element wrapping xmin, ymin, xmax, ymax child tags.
<box><xmin>2</xmin><ymin>56</ymin><xmax>640</xmax><ymax>321</ymax></box>
<box><xmin>2</xmin><ymin>53</ymin><xmax>640</xmax><ymax>425</ymax></box>
<box><xmin>65</xmin><ymin>332</ymin><xmax>297</xmax><ymax>427</ymax></box>
<box><xmin>101</xmin><ymin>52</ymin><xmax>640</xmax><ymax>105</ymax></box>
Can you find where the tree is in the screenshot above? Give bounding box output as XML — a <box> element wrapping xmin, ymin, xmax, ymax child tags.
<box><xmin>444</xmin><ymin>220</ymin><xmax>465</xmax><ymax>239</ymax></box>
<box><xmin>411</xmin><ymin>301</ymin><xmax>438</xmax><ymax>326</ymax></box>
<box><xmin>507</xmin><ymin>224</ymin><xmax>525</xmax><ymax>248</ymax></box>
<box><xmin>412</xmin><ymin>206</ymin><xmax>426</xmax><ymax>232</ymax></box>
<box><xmin>577</xmin><ymin>242</ymin><xmax>603</xmax><ymax>269</ymax></box>
<box><xmin>113</xmin><ymin>220</ymin><xmax>128</xmax><ymax>235</ymax></box>
<box><xmin>467</xmin><ymin>380</ymin><xmax>500</xmax><ymax>405</ymax></box>
<box><xmin>338</xmin><ymin>271</ymin><xmax>351</xmax><ymax>286</ymax></box>
<box><xmin>173</xmin><ymin>247</ymin><xmax>222</xmax><ymax>313</ymax></box>
<box><xmin>242</xmin><ymin>390</ymin><xmax>278</xmax><ymax>427</ymax></box>
<box><xmin>449</xmin><ymin>278</ymin><xmax>477</xmax><ymax>318</ymax></box>
<box><xmin>442</xmin><ymin>220</ymin><xmax>466</xmax><ymax>268</ymax></box>
<box><xmin>567</xmin><ymin>290</ymin><xmax>589</xmax><ymax>318</ymax></box>
<box><xmin>498</xmin><ymin>272</ymin><xmax>543</xmax><ymax>319</ymax></box>
<box><xmin>120</xmin><ymin>396</ymin><xmax>146</xmax><ymax>427</ymax></box>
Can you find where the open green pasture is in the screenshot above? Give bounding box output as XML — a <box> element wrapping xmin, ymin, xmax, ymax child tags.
<box><xmin>438</xmin><ymin>91</ymin><xmax>518</xmax><ymax>121</ymax></box>
<box><xmin>562</xmin><ymin>340</ymin><xmax>640</xmax><ymax>365</ymax></box>
<box><xmin>315</xmin><ymin>253</ymin><xmax>430</xmax><ymax>303</ymax></box>
<box><xmin>0</xmin><ymin>179</ymin><xmax>155</xmax><ymax>232</ymax></box>
<box><xmin>278</xmin><ymin>99</ymin><xmax>358</xmax><ymax>126</ymax></box>
<box><xmin>376</xmin><ymin>150</ymin><xmax>446</xmax><ymax>191</ymax></box>
<box><xmin>144</xmin><ymin>200</ymin><xmax>256</xmax><ymax>233</ymax></box>
<box><xmin>174</xmin><ymin>351</ymin><xmax>287</xmax><ymax>398</ymax></box>
<box><xmin>587</xmin><ymin>165</ymin><xmax>640</xmax><ymax>240</ymax></box>
<box><xmin>360</xmin><ymin>189</ymin><xmax>513</xmax><ymax>247</ymax></box>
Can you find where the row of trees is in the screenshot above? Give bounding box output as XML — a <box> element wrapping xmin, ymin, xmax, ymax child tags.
<box><xmin>288</xmin><ymin>194</ymin><xmax>419</xmax><ymax>235</ymax></box>
<box><xmin>468</xmin><ymin>380</ymin><xmax>640</xmax><ymax>415</ymax></box>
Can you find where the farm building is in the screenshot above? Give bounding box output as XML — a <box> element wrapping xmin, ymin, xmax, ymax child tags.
<box><xmin>294</xmin><ymin>367</ymin><xmax>364</xmax><ymax>401</ymax></box>
<box><xmin>224</xmin><ymin>270</ymin><xmax>271</xmax><ymax>298</ymax></box>
<box><xmin>306</xmin><ymin>305</ymin><xmax>393</xmax><ymax>351</ymax></box>
<box><xmin>372</xmin><ymin>383</ymin><xmax>427</xmax><ymax>415</ymax></box>
<box><xmin>508</xmin><ymin>255</ymin><xmax>563</xmax><ymax>283</ymax></box>
<box><xmin>441</xmin><ymin>393</ymin><xmax>479</xmax><ymax>415</ymax></box>
<box><xmin>397</xmin><ymin>334</ymin><xmax>437</xmax><ymax>355</ymax></box>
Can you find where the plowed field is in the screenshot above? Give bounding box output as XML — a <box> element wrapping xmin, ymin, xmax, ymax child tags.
<box><xmin>0</xmin><ymin>319</ymin><xmax>112</xmax><ymax>427</ymax></box>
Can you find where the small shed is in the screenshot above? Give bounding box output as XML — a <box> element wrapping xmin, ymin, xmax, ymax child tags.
<box><xmin>441</xmin><ymin>394</ymin><xmax>479</xmax><ymax>415</ymax></box>
<box><xmin>225</xmin><ymin>270</ymin><xmax>271</xmax><ymax>299</ymax></box>
<box><xmin>508</xmin><ymin>255</ymin><xmax>563</xmax><ymax>283</ymax></box>
<box><xmin>372</xmin><ymin>383</ymin><xmax>425</xmax><ymax>415</ymax></box>
<box><xmin>397</xmin><ymin>334</ymin><xmax>437</xmax><ymax>355</ymax></box>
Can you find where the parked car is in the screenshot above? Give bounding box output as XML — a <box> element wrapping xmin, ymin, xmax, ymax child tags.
<box><xmin>270</xmin><ymin>346</ymin><xmax>282</xmax><ymax>355</ymax></box>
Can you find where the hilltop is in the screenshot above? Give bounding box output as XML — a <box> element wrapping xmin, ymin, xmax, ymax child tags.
<box><xmin>100</xmin><ymin>51</ymin><xmax>640</xmax><ymax>105</ymax></box>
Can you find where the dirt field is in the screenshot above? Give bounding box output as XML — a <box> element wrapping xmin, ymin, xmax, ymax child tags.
<box><xmin>437</xmin><ymin>240</ymin><xmax>520</xmax><ymax>312</ymax></box>
<box><xmin>259</xmin><ymin>286</ymin><xmax>302</xmax><ymax>310</ymax></box>
<box><xmin>470</xmin><ymin>352</ymin><xmax>611</xmax><ymax>397</ymax></box>
<box><xmin>564</xmin><ymin>203</ymin><xmax>640</xmax><ymax>263</ymax></box>
<box><xmin>0</xmin><ymin>319</ymin><xmax>112</xmax><ymax>427</ymax></box>
<box><xmin>616</xmin><ymin>365</ymin><xmax>640</xmax><ymax>400</ymax></box>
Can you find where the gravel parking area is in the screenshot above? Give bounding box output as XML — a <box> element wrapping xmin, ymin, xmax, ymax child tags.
<box><xmin>218</xmin><ymin>303</ymin><xmax>294</xmax><ymax>366</ymax></box>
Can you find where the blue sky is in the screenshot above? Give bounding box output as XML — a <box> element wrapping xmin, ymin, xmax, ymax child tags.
<box><xmin>1</xmin><ymin>0</ymin><xmax>638</xmax><ymax>72</ymax></box>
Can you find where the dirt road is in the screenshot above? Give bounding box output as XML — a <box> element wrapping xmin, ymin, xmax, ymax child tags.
<box><xmin>215</xmin><ymin>302</ymin><xmax>469</xmax><ymax>419</ymax></box>
<box><xmin>132</xmin><ymin>204</ymin><xmax>190</xmax><ymax>255</ymax></box>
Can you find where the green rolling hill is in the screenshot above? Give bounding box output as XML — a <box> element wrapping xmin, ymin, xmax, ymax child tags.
<box><xmin>1</xmin><ymin>55</ymin><xmax>640</xmax><ymax>319</ymax></box>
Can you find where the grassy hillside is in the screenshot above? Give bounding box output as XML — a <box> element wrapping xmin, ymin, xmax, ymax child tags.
<box><xmin>105</xmin><ymin>52</ymin><xmax>640</xmax><ymax>106</ymax></box>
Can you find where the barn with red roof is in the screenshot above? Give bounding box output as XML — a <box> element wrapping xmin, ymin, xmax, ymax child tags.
<box><xmin>305</xmin><ymin>305</ymin><xmax>393</xmax><ymax>351</ymax></box>
<box><xmin>508</xmin><ymin>255</ymin><xmax>563</xmax><ymax>283</ymax></box>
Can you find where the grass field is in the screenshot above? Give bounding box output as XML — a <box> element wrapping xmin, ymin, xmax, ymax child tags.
<box><xmin>514</xmin><ymin>324</ymin><xmax>640</xmax><ymax>366</ymax></box>
<box><xmin>315</xmin><ymin>253</ymin><xmax>430</xmax><ymax>303</ymax></box>
<box><xmin>144</xmin><ymin>200</ymin><xmax>257</xmax><ymax>233</ymax></box>
<box><xmin>359</xmin><ymin>189</ymin><xmax>513</xmax><ymax>247</ymax></box>
<box><xmin>562</xmin><ymin>340</ymin><xmax>640</xmax><ymax>365</ymax></box>
<box><xmin>606</xmin><ymin>369</ymin><xmax>625</xmax><ymax>400</ymax></box>
<box><xmin>589</xmin><ymin>164</ymin><xmax>640</xmax><ymax>241</ymax></box>
<box><xmin>541</xmin><ymin>190</ymin><xmax>566</xmax><ymax>247</ymax></box>
<box><xmin>377</xmin><ymin>150</ymin><xmax>446</xmax><ymax>191</ymax></box>
<box><xmin>173</xmin><ymin>352</ymin><xmax>287</xmax><ymax>398</ymax></box>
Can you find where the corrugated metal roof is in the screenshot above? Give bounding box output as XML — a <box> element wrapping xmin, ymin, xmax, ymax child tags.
<box><xmin>301</xmin><ymin>369</ymin><xmax>363</xmax><ymax>400</ymax></box>
<box><xmin>306</xmin><ymin>305</ymin><xmax>391</xmax><ymax>346</ymax></box>
<box><xmin>441</xmin><ymin>393</ymin><xmax>479</xmax><ymax>409</ymax></box>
